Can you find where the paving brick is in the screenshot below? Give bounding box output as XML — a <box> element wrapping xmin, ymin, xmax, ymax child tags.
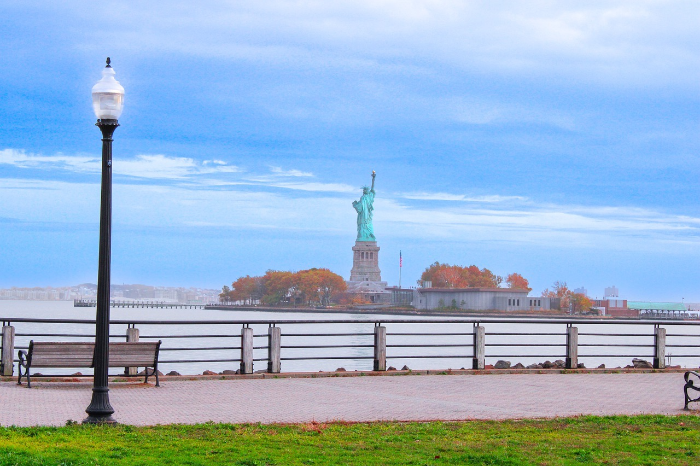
<box><xmin>0</xmin><ymin>373</ymin><xmax>694</xmax><ymax>427</ymax></box>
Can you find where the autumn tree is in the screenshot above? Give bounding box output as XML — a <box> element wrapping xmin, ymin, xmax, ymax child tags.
<box><xmin>229</xmin><ymin>275</ymin><xmax>264</xmax><ymax>305</ymax></box>
<box><xmin>219</xmin><ymin>285</ymin><xmax>232</xmax><ymax>303</ymax></box>
<box><xmin>470</xmin><ymin>267</ymin><xmax>503</xmax><ymax>288</ymax></box>
<box><xmin>419</xmin><ymin>262</ymin><xmax>511</xmax><ymax>289</ymax></box>
<box><xmin>295</xmin><ymin>268</ymin><xmax>347</xmax><ymax>306</ymax></box>
<box><xmin>570</xmin><ymin>293</ymin><xmax>593</xmax><ymax>314</ymax></box>
<box><xmin>506</xmin><ymin>273</ymin><xmax>532</xmax><ymax>292</ymax></box>
<box><xmin>542</xmin><ymin>281</ymin><xmax>592</xmax><ymax>312</ymax></box>
<box><xmin>261</xmin><ymin>270</ymin><xmax>295</xmax><ymax>305</ymax></box>
<box><xmin>225</xmin><ymin>268</ymin><xmax>347</xmax><ymax>307</ymax></box>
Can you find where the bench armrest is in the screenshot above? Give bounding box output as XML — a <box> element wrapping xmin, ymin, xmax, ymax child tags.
<box><xmin>685</xmin><ymin>371</ymin><xmax>700</xmax><ymax>386</ymax></box>
<box><xmin>18</xmin><ymin>350</ymin><xmax>28</xmax><ymax>368</ymax></box>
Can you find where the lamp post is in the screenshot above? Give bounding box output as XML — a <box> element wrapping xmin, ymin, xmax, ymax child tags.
<box><xmin>84</xmin><ymin>57</ymin><xmax>124</xmax><ymax>424</ymax></box>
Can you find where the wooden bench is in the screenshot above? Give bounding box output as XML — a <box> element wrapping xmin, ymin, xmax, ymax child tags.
<box><xmin>17</xmin><ymin>341</ymin><xmax>162</xmax><ymax>388</ymax></box>
<box><xmin>685</xmin><ymin>371</ymin><xmax>700</xmax><ymax>410</ymax></box>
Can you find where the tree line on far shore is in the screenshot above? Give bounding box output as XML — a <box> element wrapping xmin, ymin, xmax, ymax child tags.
<box><xmin>220</xmin><ymin>262</ymin><xmax>594</xmax><ymax>312</ymax></box>
<box><xmin>219</xmin><ymin>269</ymin><xmax>348</xmax><ymax>307</ymax></box>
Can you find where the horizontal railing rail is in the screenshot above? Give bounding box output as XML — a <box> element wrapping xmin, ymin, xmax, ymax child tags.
<box><xmin>1</xmin><ymin>317</ymin><xmax>699</xmax><ymax>377</ymax></box>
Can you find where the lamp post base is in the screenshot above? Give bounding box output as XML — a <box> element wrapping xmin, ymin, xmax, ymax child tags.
<box><xmin>82</xmin><ymin>414</ymin><xmax>117</xmax><ymax>425</ymax></box>
<box><xmin>83</xmin><ymin>387</ymin><xmax>117</xmax><ymax>425</ymax></box>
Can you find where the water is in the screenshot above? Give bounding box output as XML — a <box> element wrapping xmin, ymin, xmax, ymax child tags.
<box><xmin>2</xmin><ymin>300</ymin><xmax>699</xmax><ymax>375</ymax></box>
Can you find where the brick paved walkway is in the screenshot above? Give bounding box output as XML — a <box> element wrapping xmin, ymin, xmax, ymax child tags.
<box><xmin>0</xmin><ymin>373</ymin><xmax>695</xmax><ymax>426</ymax></box>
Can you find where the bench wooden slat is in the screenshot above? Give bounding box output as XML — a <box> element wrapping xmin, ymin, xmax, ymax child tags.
<box><xmin>29</xmin><ymin>343</ymin><xmax>95</xmax><ymax>367</ymax></box>
<box><xmin>29</xmin><ymin>358</ymin><xmax>95</xmax><ymax>367</ymax></box>
<box><xmin>19</xmin><ymin>340</ymin><xmax>162</xmax><ymax>387</ymax></box>
<box><xmin>108</xmin><ymin>343</ymin><xmax>158</xmax><ymax>367</ymax></box>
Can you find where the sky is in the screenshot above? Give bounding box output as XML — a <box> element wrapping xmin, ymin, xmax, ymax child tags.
<box><xmin>0</xmin><ymin>1</ymin><xmax>698</xmax><ymax>301</ymax></box>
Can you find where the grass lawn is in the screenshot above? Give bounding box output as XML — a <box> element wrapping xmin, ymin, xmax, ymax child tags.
<box><xmin>0</xmin><ymin>415</ymin><xmax>699</xmax><ymax>465</ymax></box>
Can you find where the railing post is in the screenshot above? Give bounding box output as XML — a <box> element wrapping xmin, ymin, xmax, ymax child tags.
<box><xmin>473</xmin><ymin>324</ymin><xmax>485</xmax><ymax>370</ymax></box>
<box><xmin>240</xmin><ymin>325</ymin><xmax>254</xmax><ymax>374</ymax></box>
<box><xmin>654</xmin><ymin>326</ymin><xmax>666</xmax><ymax>369</ymax></box>
<box><xmin>267</xmin><ymin>325</ymin><xmax>281</xmax><ymax>373</ymax></box>
<box><xmin>1</xmin><ymin>324</ymin><xmax>15</xmax><ymax>376</ymax></box>
<box><xmin>566</xmin><ymin>325</ymin><xmax>578</xmax><ymax>369</ymax></box>
<box><xmin>125</xmin><ymin>324</ymin><xmax>140</xmax><ymax>375</ymax></box>
<box><xmin>373</xmin><ymin>324</ymin><xmax>386</xmax><ymax>371</ymax></box>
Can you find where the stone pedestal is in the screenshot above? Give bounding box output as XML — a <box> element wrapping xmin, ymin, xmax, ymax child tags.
<box><xmin>347</xmin><ymin>241</ymin><xmax>389</xmax><ymax>303</ymax></box>
<box><xmin>350</xmin><ymin>241</ymin><xmax>382</xmax><ymax>282</ymax></box>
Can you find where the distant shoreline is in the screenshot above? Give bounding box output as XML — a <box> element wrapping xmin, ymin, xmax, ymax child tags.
<box><xmin>205</xmin><ymin>305</ymin><xmax>609</xmax><ymax>320</ymax></box>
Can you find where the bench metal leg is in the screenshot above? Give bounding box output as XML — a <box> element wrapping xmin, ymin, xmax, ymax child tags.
<box><xmin>142</xmin><ymin>367</ymin><xmax>160</xmax><ymax>386</ymax></box>
<box><xmin>683</xmin><ymin>372</ymin><xmax>700</xmax><ymax>410</ymax></box>
<box><xmin>17</xmin><ymin>350</ymin><xmax>27</xmax><ymax>386</ymax></box>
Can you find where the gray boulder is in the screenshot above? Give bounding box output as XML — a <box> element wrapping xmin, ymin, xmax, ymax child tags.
<box><xmin>494</xmin><ymin>360</ymin><xmax>511</xmax><ymax>369</ymax></box>
<box><xmin>632</xmin><ymin>358</ymin><xmax>653</xmax><ymax>369</ymax></box>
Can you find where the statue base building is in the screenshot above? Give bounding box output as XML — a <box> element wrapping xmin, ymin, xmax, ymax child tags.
<box><xmin>346</xmin><ymin>241</ymin><xmax>389</xmax><ymax>303</ymax></box>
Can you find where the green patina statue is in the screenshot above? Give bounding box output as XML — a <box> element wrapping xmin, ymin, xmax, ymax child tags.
<box><xmin>353</xmin><ymin>171</ymin><xmax>376</xmax><ymax>242</ymax></box>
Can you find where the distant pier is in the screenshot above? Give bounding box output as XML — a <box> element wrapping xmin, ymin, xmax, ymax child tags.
<box><xmin>73</xmin><ymin>299</ymin><xmax>205</xmax><ymax>309</ymax></box>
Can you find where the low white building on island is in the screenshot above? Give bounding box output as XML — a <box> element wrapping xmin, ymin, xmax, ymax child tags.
<box><xmin>413</xmin><ymin>287</ymin><xmax>558</xmax><ymax>312</ymax></box>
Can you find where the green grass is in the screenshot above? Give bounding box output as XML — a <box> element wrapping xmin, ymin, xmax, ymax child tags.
<box><xmin>0</xmin><ymin>415</ymin><xmax>699</xmax><ymax>465</ymax></box>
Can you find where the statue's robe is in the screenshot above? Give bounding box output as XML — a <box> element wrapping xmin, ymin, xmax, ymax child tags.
<box><xmin>353</xmin><ymin>189</ymin><xmax>375</xmax><ymax>241</ymax></box>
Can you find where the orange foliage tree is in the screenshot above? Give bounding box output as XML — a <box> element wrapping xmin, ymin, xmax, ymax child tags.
<box><xmin>570</xmin><ymin>293</ymin><xmax>593</xmax><ymax>314</ymax></box>
<box><xmin>230</xmin><ymin>275</ymin><xmax>264</xmax><ymax>304</ymax></box>
<box><xmin>296</xmin><ymin>268</ymin><xmax>348</xmax><ymax>306</ymax></box>
<box><xmin>541</xmin><ymin>281</ymin><xmax>592</xmax><ymax>313</ymax></box>
<box><xmin>506</xmin><ymin>273</ymin><xmax>532</xmax><ymax>292</ymax></box>
<box><xmin>223</xmin><ymin>268</ymin><xmax>347</xmax><ymax>307</ymax></box>
<box><xmin>262</xmin><ymin>270</ymin><xmax>295</xmax><ymax>305</ymax></box>
<box><xmin>420</xmin><ymin>262</ymin><xmax>516</xmax><ymax>289</ymax></box>
<box><xmin>542</xmin><ymin>281</ymin><xmax>570</xmax><ymax>308</ymax></box>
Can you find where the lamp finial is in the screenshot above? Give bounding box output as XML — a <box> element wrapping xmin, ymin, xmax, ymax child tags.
<box><xmin>106</xmin><ymin>57</ymin><xmax>111</xmax><ymax>68</ymax></box>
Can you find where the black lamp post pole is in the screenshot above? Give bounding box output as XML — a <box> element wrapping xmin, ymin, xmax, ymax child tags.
<box><xmin>84</xmin><ymin>119</ymin><xmax>119</xmax><ymax>424</ymax></box>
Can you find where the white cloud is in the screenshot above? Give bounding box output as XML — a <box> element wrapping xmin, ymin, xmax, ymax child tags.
<box><xmin>1</xmin><ymin>148</ymin><xmax>361</xmax><ymax>194</ymax></box>
<box><xmin>269</xmin><ymin>166</ymin><xmax>313</xmax><ymax>177</ymax></box>
<box><xmin>117</xmin><ymin>154</ymin><xmax>240</xmax><ymax>179</ymax></box>
<box><xmin>1</xmin><ymin>175</ymin><xmax>699</xmax><ymax>254</ymax></box>
<box><xmin>0</xmin><ymin>149</ymin><xmax>240</xmax><ymax>180</ymax></box>
<box><xmin>265</xmin><ymin>181</ymin><xmax>356</xmax><ymax>193</ymax></box>
<box><xmin>399</xmin><ymin>192</ymin><xmax>528</xmax><ymax>203</ymax></box>
<box><xmin>0</xmin><ymin>148</ymin><xmax>100</xmax><ymax>173</ymax></box>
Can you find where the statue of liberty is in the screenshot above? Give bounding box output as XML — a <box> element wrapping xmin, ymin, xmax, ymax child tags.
<box><xmin>353</xmin><ymin>171</ymin><xmax>376</xmax><ymax>241</ymax></box>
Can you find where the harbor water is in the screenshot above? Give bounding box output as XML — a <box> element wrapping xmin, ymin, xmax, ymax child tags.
<box><xmin>2</xmin><ymin>300</ymin><xmax>699</xmax><ymax>376</ymax></box>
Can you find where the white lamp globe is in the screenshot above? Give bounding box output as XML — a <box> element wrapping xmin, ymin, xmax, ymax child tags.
<box><xmin>91</xmin><ymin>58</ymin><xmax>125</xmax><ymax>120</ymax></box>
